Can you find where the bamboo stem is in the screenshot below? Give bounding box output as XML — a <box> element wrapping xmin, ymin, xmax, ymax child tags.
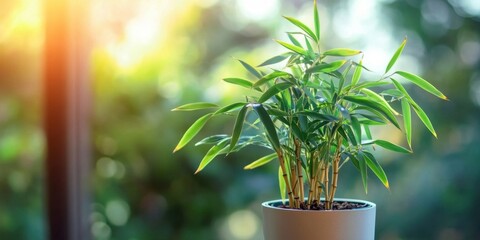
<box><xmin>277</xmin><ymin>150</ymin><xmax>295</xmax><ymax>208</ymax></box>
<box><xmin>294</xmin><ymin>139</ymin><xmax>304</xmax><ymax>207</ymax></box>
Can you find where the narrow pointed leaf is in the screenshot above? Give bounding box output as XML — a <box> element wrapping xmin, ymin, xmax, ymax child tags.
<box><xmin>174</xmin><ymin>113</ymin><xmax>213</xmax><ymax>152</ymax></box>
<box><xmin>306</xmin><ymin>60</ymin><xmax>347</xmax><ymax>74</ymax></box>
<box><xmin>258</xmin><ymin>53</ymin><xmax>291</xmax><ymax>67</ymax></box>
<box><xmin>195</xmin><ymin>134</ymin><xmax>230</xmax><ymax>146</ymax></box>
<box><xmin>238</xmin><ymin>59</ymin><xmax>262</xmax><ymax>79</ymax></box>
<box><xmin>363</xmin><ymin>151</ymin><xmax>389</xmax><ymax>189</ymax></box>
<box><xmin>372</xmin><ymin>139</ymin><xmax>411</xmax><ymax>153</ymax></box>
<box><xmin>305</xmin><ymin>35</ymin><xmax>314</xmax><ymax>53</ymax></box>
<box><xmin>343</xmin><ymin>96</ymin><xmax>400</xmax><ymax>129</ymax></box>
<box><xmin>323</xmin><ymin>48</ymin><xmax>362</xmax><ymax>57</ymax></box>
<box><xmin>343</xmin><ymin>125</ymin><xmax>358</xmax><ymax>146</ymax></box>
<box><xmin>313</xmin><ymin>0</ymin><xmax>320</xmax><ymax>40</ymax></box>
<box><xmin>361</xmin><ymin>88</ymin><xmax>399</xmax><ymax>115</ymax></box>
<box><xmin>253</xmin><ymin>71</ymin><xmax>291</xmax><ymax>88</ymax></box>
<box><xmin>214</xmin><ymin>102</ymin><xmax>247</xmax><ymax>115</ymax></box>
<box><xmin>411</xmin><ymin>101</ymin><xmax>437</xmax><ymax>138</ymax></box>
<box><xmin>251</xmin><ymin>104</ymin><xmax>281</xmax><ymax>152</ymax></box>
<box><xmin>385</xmin><ymin>37</ymin><xmax>407</xmax><ymax>73</ymax></box>
<box><xmin>391</xmin><ymin>79</ymin><xmax>437</xmax><ymax>138</ymax></box>
<box><xmin>382</xmin><ymin>89</ymin><xmax>404</xmax><ymax>98</ymax></box>
<box><xmin>195</xmin><ymin>140</ymin><xmax>229</xmax><ymax>174</ymax></box>
<box><xmin>287</xmin><ymin>33</ymin><xmax>302</xmax><ymax>47</ymax></box>
<box><xmin>396</xmin><ymin>71</ymin><xmax>448</xmax><ymax>100</ymax></box>
<box><xmin>172</xmin><ymin>102</ymin><xmax>218</xmax><ymax>111</ymax></box>
<box><xmin>295</xmin><ymin>111</ymin><xmax>338</xmax><ymax>121</ymax></box>
<box><xmin>230</xmin><ymin>105</ymin><xmax>248</xmax><ymax>151</ymax></box>
<box><xmin>364</xmin><ymin>125</ymin><xmax>372</xmax><ymax>140</ymax></box>
<box><xmin>284</xmin><ymin>16</ymin><xmax>318</xmax><ymax>41</ymax></box>
<box><xmin>276</xmin><ymin>40</ymin><xmax>308</xmax><ymax>56</ymax></box>
<box><xmin>223</xmin><ymin>78</ymin><xmax>254</xmax><ymax>89</ymax></box>
<box><xmin>358</xmin><ymin>153</ymin><xmax>368</xmax><ymax>194</ymax></box>
<box><xmin>258</xmin><ymin>82</ymin><xmax>293</xmax><ymax>103</ymax></box>
<box><xmin>244</xmin><ymin>153</ymin><xmax>277</xmax><ymax>169</ymax></box>
<box><xmin>351</xmin><ymin>57</ymin><xmax>363</xmax><ymax>86</ymax></box>
<box><xmin>401</xmin><ymin>98</ymin><xmax>412</xmax><ymax>147</ymax></box>
<box><xmin>351</xmin><ymin>116</ymin><xmax>362</xmax><ymax>143</ymax></box>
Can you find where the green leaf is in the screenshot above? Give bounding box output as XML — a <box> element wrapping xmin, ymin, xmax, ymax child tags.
<box><xmin>323</xmin><ymin>48</ymin><xmax>362</xmax><ymax>57</ymax></box>
<box><xmin>276</xmin><ymin>40</ymin><xmax>308</xmax><ymax>56</ymax></box>
<box><xmin>174</xmin><ymin>113</ymin><xmax>213</xmax><ymax>152</ymax></box>
<box><xmin>258</xmin><ymin>82</ymin><xmax>293</xmax><ymax>103</ymax></box>
<box><xmin>391</xmin><ymin>78</ymin><xmax>437</xmax><ymax>138</ymax></box>
<box><xmin>358</xmin><ymin>152</ymin><xmax>368</xmax><ymax>194</ymax></box>
<box><xmin>244</xmin><ymin>153</ymin><xmax>277</xmax><ymax>170</ymax></box>
<box><xmin>361</xmin><ymin>88</ymin><xmax>399</xmax><ymax>115</ymax></box>
<box><xmin>396</xmin><ymin>71</ymin><xmax>448</xmax><ymax>100</ymax></box>
<box><xmin>195</xmin><ymin>134</ymin><xmax>230</xmax><ymax>146</ymax></box>
<box><xmin>230</xmin><ymin>105</ymin><xmax>248</xmax><ymax>151</ymax></box>
<box><xmin>195</xmin><ymin>140</ymin><xmax>229</xmax><ymax>174</ymax></box>
<box><xmin>251</xmin><ymin>104</ymin><xmax>281</xmax><ymax>152</ymax></box>
<box><xmin>411</xmin><ymin>101</ymin><xmax>437</xmax><ymax>138</ymax></box>
<box><xmin>172</xmin><ymin>102</ymin><xmax>218</xmax><ymax>111</ymax></box>
<box><xmin>258</xmin><ymin>53</ymin><xmax>291</xmax><ymax>67</ymax></box>
<box><xmin>278</xmin><ymin>166</ymin><xmax>287</xmax><ymax>204</ymax></box>
<box><xmin>305</xmin><ymin>60</ymin><xmax>347</xmax><ymax>74</ymax></box>
<box><xmin>351</xmin><ymin>116</ymin><xmax>362</xmax><ymax>144</ymax></box>
<box><xmin>382</xmin><ymin>89</ymin><xmax>404</xmax><ymax>98</ymax></box>
<box><xmin>223</xmin><ymin>78</ymin><xmax>254</xmax><ymax>89</ymax></box>
<box><xmin>214</xmin><ymin>102</ymin><xmax>247</xmax><ymax>115</ymax></box>
<box><xmin>287</xmin><ymin>33</ymin><xmax>302</xmax><ymax>47</ymax></box>
<box><xmin>238</xmin><ymin>59</ymin><xmax>262</xmax><ymax>79</ymax></box>
<box><xmin>366</xmin><ymin>139</ymin><xmax>411</xmax><ymax>153</ymax></box>
<box><xmin>343</xmin><ymin>125</ymin><xmax>358</xmax><ymax>146</ymax></box>
<box><xmin>364</xmin><ymin>125</ymin><xmax>372</xmax><ymax>140</ymax></box>
<box><xmin>295</xmin><ymin>111</ymin><xmax>338</xmax><ymax>121</ymax></box>
<box><xmin>401</xmin><ymin>98</ymin><xmax>412</xmax><ymax>147</ymax></box>
<box><xmin>363</xmin><ymin>151</ymin><xmax>389</xmax><ymax>190</ymax></box>
<box><xmin>313</xmin><ymin>0</ymin><xmax>320</xmax><ymax>40</ymax></box>
<box><xmin>283</xmin><ymin>16</ymin><xmax>318</xmax><ymax>42</ymax></box>
<box><xmin>390</xmin><ymin>78</ymin><xmax>412</xmax><ymax>100</ymax></box>
<box><xmin>253</xmin><ymin>71</ymin><xmax>291</xmax><ymax>88</ymax></box>
<box><xmin>351</xmin><ymin>57</ymin><xmax>363</xmax><ymax>86</ymax></box>
<box><xmin>385</xmin><ymin>37</ymin><xmax>407</xmax><ymax>74</ymax></box>
<box><xmin>343</xmin><ymin>96</ymin><xmax>400</xmax><ymax>129</ymax></box>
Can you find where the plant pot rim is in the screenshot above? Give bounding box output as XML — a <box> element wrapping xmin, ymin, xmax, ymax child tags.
<box><xmin>262</xmin><ymin>198</ymin><xmax>376</xmax><ymax>212</ymax></box>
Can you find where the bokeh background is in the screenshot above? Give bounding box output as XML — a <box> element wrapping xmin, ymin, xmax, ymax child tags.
<box><xmin>1</xmin><ymin>0</ymin><xmax>480</xmax><ymax>239</ymax></box>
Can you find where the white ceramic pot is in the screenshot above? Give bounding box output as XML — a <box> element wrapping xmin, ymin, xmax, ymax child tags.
<box><xmin>262</xmin><ymin>198</ymin><xmax>376</xmax><ymax>240</ymax></box>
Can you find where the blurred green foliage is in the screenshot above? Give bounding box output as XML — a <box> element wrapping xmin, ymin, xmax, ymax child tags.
<box><xmin>1</xmin><ymin>0</ymin><xmax>480</xmax><ymax>239</ymax></box>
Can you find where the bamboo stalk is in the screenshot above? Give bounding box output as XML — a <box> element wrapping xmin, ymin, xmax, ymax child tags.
<box><xmin>288</xmin><ymin>152</ymin><xmax>300</xmax><ymax>208</ymax></box>
<box><xmin>295</xmin><ymin>139</ymin><xmax>304</xmax><ymax>207</ymax></box>
<box><xmin>277</xmin><ymin>150</ymin><xmax>295</xmax><ymax>208</ymax></box>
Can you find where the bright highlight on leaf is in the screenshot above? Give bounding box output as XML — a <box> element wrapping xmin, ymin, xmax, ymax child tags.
<box><xmin>323</xmin><ymin>48</ymin><xmax>362</xmax><ymax>57</ymax></box>
<box><xmin>172</xmin><ymin>102</ymin><xmax>218</xmax><ymax>111</ymax></box>
<box><xmin>174</xmin><ymin>113</ymin><xmax>213</xmax><ymax>152</ymax></box>
<box><xmin>385</xmin><ymin>37</ymin><xmax>407</xmax><ymax>74</ymax></box>
<box><xmin>195</xmin><ymin>140</ymin><xmax>229</xmax><ymax>174</ymax></box>
<box><xmin>275</xmin><ymin>40</ymin><xmax>308</xmax><ymax>56</ymax></box>
<box><xmin>283</xmin><ymin>16</ymin><xmax>318</xmax><ymax>42</ymax></box>
<box><xmin>306</xmin><ymin>60</ymin><xmax>346</xmax><ymax>74</ymax></box>
<box><xmin>395</xmin><ymin>71</ymin><xmax>448</xmax><ymax>100</ymax></box>
<box><xmin>244</xmin><ymin>153</ymin><xmax>277</xmax><ymax>170</ymax></box>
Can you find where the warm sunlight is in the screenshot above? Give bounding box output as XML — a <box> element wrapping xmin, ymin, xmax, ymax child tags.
<box><xmin>91</xmin><ymin>0</ymin><xmax>181</xmax><ymax>70</ymax></box>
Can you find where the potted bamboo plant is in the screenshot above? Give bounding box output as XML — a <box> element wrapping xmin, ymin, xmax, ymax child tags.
<box><xmin>173</xmin><ymin>1</ymin><xmax>447</xmax><ymax>239</ymax></box>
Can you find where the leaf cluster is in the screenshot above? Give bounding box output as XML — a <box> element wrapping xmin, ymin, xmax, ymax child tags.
<box><xmin>172</xmin><ymin>0</ymin><xmax>447</xmax><ymax>209</ymax></box>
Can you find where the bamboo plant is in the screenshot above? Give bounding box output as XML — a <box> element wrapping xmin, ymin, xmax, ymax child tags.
<box><xmin>172</xmin><ymin>0</ymin><xmax>447</xmax><ymax>210</ymax></box>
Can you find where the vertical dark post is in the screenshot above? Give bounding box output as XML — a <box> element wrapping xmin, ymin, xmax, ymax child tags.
<box><xmin>43</xmin><ymin>0</ymin><xmax>91</xmax><ymax>239</ymax></box>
